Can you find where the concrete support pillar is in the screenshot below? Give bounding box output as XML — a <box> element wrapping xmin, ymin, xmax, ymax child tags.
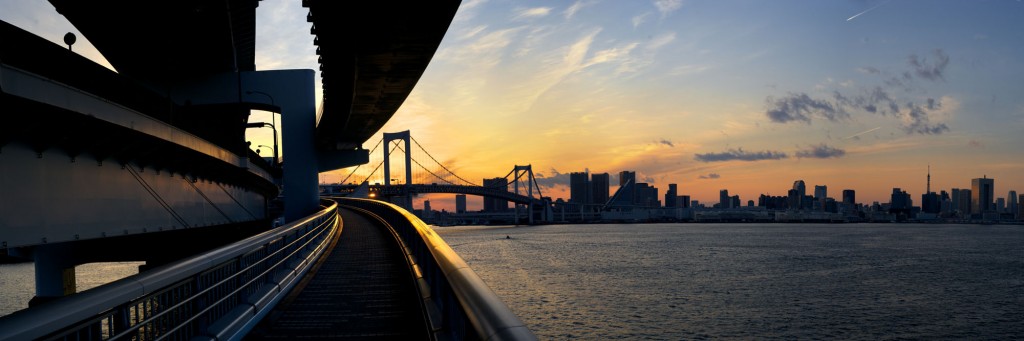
<box><xmin>30</xmin><ymin>245</ymin><xmax>76</xmax><ymax>306</ymax></box>
<box><xmin>241</xmin><ymin>70</ymin><xmax>317</xmax><ymax>223</ymax></box>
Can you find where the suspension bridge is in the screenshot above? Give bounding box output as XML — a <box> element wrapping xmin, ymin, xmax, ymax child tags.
<box><xmin>321</xmin><ymin>130</ymin><xmax>553</xmax><ymax>223</ymax></box>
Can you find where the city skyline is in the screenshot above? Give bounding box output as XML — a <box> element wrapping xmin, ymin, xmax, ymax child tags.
<box><xmin>4</xmin><ymin>0</ymin><xmax>1022</xmax><ymax>210</ymax></box>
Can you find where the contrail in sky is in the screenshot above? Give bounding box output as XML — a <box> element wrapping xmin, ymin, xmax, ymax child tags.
<box><xmin>847</xmin><ymin>1</ymin><xmax>891</xmax><ymax>21</ymax></box>
<box><xmin>844</xmin><ymin>126</ymin><xmax>882</xmax><ymax>139</ymax></box>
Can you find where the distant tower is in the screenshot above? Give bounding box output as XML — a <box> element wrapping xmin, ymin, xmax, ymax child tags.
<box><xmin>927</xmin><ymin>165</ymin><xmax>931</xmax><ymax>194</ymax></box>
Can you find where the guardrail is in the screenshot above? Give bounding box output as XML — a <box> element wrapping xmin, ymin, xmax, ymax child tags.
<box><xmin>337</xmin><ymin>198</ymin><xmax>537</xmax><ymax>341</ymax></box>
<box><xmin>0</xmin><ymin>200</ymin><xmax>339</xmax><ymax>341</ymax></box>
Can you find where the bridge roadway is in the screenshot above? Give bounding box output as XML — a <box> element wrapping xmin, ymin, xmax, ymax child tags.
<box><xmin>247</xmin><ymin>207</ymin><xmax>429</xmax><ymax>339</ymax></box>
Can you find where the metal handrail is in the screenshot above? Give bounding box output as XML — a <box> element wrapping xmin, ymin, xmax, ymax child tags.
<box><xmin>0</xmin><ymin>200</ymin><xmax>339</xmax><ymax>341</ymax></box>
<box><xmin>337</xmin><ymin>198</ymin><xmax>537</xmax><ymax>341</ymax></box>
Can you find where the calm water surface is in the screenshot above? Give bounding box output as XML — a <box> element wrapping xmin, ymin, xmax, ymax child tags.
<box><xmin>434</xmin><ymin>223</ymin><xmax>1024</xmax><ymax>340</ymax></box>
<box><xmin>0</xmin><ymin>261</ymin><xmax>142</xmax><ymax>316</ymax></box>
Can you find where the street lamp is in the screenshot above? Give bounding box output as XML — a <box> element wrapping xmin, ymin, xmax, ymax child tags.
<box><xmin>245</xmin><ymin>122</ymin><xmax>278</xmax><ymax>167</ymax></box>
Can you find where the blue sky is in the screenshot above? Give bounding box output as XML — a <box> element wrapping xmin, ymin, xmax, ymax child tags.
<box><xmin>3</xmin><ymin>0</ymin><xmax>1022</xmax><ymax>208</ymax></box>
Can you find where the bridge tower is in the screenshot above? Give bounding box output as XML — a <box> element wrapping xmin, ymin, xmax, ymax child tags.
<box><xmin>512</xmin><ymin>165</ymin><xmax>538</xmax><ymax>224</ymax></box>
<box><xmin>383</xmin><ymin>130</ymin><xmax>413</xmax><ymax>209</ymax></box>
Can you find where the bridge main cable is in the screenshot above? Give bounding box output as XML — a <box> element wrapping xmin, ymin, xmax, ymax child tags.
<box><xmin>411</xmin><ymin>136</ymin><xmax>478</xmax><ymax>186</ymax></box>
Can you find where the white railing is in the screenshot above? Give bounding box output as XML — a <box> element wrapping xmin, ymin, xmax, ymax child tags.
<box><xmin>0</xmin><ymin>200</ymin><xmax>338</xmax><ymax>341</ymax></box>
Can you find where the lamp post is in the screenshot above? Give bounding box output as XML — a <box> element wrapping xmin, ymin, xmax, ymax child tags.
<box><xmin>246</xmin><ymin>90</ymin><xmax>277</xmax><ymax>158</ymax></box>
<box><xmin>245</xmin><ymin>122</ymin><xmax>278</xmax><ymax>167</ymax></box>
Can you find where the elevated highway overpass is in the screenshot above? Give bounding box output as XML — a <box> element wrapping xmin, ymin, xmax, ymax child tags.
<box><xmin>0</xmin><ymin>0</ymin><xmax>461</xmax><ymax>304</ymax></box>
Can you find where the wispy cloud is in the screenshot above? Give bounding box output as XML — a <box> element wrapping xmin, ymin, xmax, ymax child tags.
<box><xmin>795</xmin><ymin>144</ymin><xmax>846</xmax><ymax>159</ymax></box>
<box><xmin>513</xmin><ymin>7</ymin><xmax>553</xmax><ymax>20</ymax></box>
<box><xmin>632</xmin><ymin>12</ymin><xmax>651</xmax><ymax>29</ymax></box>
<box><xmin>646</xmin><ymin>31</ymin><xmax>676</xmax><ymax>50</ymax></box>
<box><xmin>669</xmin><ymin>64</ymin><xmax>711</xmax><ymax>76</ymax></box>
<box><xmin>658</xmin><ymin>139</ymin><xmax>675</xmax><ymax>147</ymax></box>
<box><xmin>563</xmin><ymin>1</ymin><xmax>591</xmax><ymax>19</ymax></box>
<box><xmin>695</xmin><ymin>148</ymin><xmax>788</xmax><ymax>162</ymax></box>
<box><xmin>654</xmin><ymin>0</ymin><xmax>683</xmax><ymax>17</ymax></box>
<box><xmin>459</xmin><ymin>25</ymin><xmax>488</xmax><ymax>40</ymax></box>
<box><xmin>698</xmin><ymin>173</ymin><xmax>721</xmax><ymax>179</ymax></box>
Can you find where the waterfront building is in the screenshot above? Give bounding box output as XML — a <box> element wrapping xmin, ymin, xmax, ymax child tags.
<box><xmin>455</xmin><ymin>194</ymin><xmax>467</xmax><ymax>213</ymax></box>
<box><xmin>922</xmin><ymin>192</ymin><xmax>941</xmax><ymax>214</ymax></box>
<box><xmin>423</xmin><ymin>200</ymin><xmax>432</xmax><ymax>219</ymax></box>
<box><xmin>679</xmin><ymin>195</ymin><xmax>691</xmax><ymax>208</ymax></box>
<box><xmin>890</xmin><ymin>188</ymin><xmax>912</xmax><ymax>214</ymax></box>
<box><xmin>996</xmin><ymin>198</ymin><xmax>1005</xmax><ymax>213</ymax></box>
<box><xmin>635</xmin><ymin>183</ymin><xmax>659</xmax><ymax>208</ymax></box>
<box><xmin>591</xmin><ymin>173</ymin><xmax>610</xmax><ymax>206</ymax></box>
<box><xmin>570</xmin><ymin>172</ymin><xmax>590</xmax><ymax>204</ymax></box>
<box><xmin>1008</xmin><ymin>190</ymin><xmax>1018</xmax><ymax>216</ymax></box>
<box><xmin>665</xmin><ymin>184</ymin><xmax>678</xmax><ymax>208</ymax></box>
<box><xmin>814</xmin><ymin>185</ymin><xmax>827</xmax><ymax>203</ymax></box>
<box><xmin>842</xmin><ymin>189</ymin><xmax>855</xmax><ymax>206</ymax></box>
<box><xmin>619</xmin><ymin>171</ymin><xmax>636</xmax><ymax>205</ymax></box>
<box><xmin>483</xmin><ymin>177</ymin><xmax>509</xmax><ymax>212</ymax></box>
<box><xmin>731</xmin><ymin>195</ymin><xmax>740</xmax><ymax>209</ymax></box>
<box><xmin>793</xmin><ymin>180</ymin><xmax>806</xmax><ymax>195</ymax></box>
<box><xmin>955</xmin><ymin>188</ymin><xmax>972</xmax><ymax>217</ymax></box>
<box><xmin>1019</xmin><ymin>194</ymin><xmax>1024</xmax><ymax>220</ymax></box>
<box><xmin>720</xmin><ymin>189</ymin><xmax>730</xmax><ymax>209</ymax></box>
<box><xmin>787</xmin><ymin>189</ymin><xmax>801</xmax><ymax>210</ymax></box>
<box><xmin>971</xmin><ymin>177</ymin><xmax>995</xmax><ymax>214</ymax></box>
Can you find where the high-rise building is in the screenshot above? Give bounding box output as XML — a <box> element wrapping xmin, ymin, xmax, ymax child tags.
<box><xmin>890</xmin><ymin>188</ymin><xmax>912</xmax><ymax>213</ymax></box>
<box><xmin>787</xmin><ymin>189</ymin><xmax>801</xmax><ymax>210</ymax></box>
<box><xmin>996</xmin><ymin>198</ymin><xmax>1006</xmax><ymax>213</ymax></box>
<box><xmin>423</xmin><ymin>200</ymin><xmax>432</xmax><ymax>219</ymax></box>
<box><xmin>793</xmin><ymin>180</ymin><xmax>806</xmax><ymax>198</ymax></box>
<box><xmin>679</xmin><ymin>195</ymin><xmax>691</xmax><ymax>208</ymax></box>
<box><xmin>720</xmin><ymin>189</ymin><xmax>730</xmax><ymax>209</ymax></box>
<box><xmin>591</xmin><ymin>173</ymin><xmax>610</xmax><ymax>206</ymax></box>
<box><xmin>971</xmin><ymin>176</ymin><xmax>995</xmax><ymax>214</ymax></box>
<box><xmin>665</xmin><ymin>184</ymin><xmax>678</xmax><ymax>208</ymax></box>
<box><xmin>842</xmin><ymin>189</ymin><xmax>856</xmax><ymax>205</ymax></box>
<box><xmin>1007</xmin><ymin>190</ymin><xmax>1018</xmax><ymax>216</ymax></box>
<box><xmin>956</xmin><ymin>188</ymin><xmax>972</xmax><ymax>216</ymax></box>
<box><xmin>570</xmin><ymin>172</ymin><xmax>590</xmax><ymax>204</ymax></box>
<box><xmin>618</xmin><ymin>171</ymin><xmax>636</xmax><ymax>205</ymax></box>
<box><xmin>1018</xmin><ymin>193</ymin><xmax>1024</xmax><ymax>220</ymax></box>
<box><xmin>635</xmin><ymin>183</ymin><xmax>658</xmax><ymax>207</ymax></box>
<box><xmin>922</xmin><ymin>192</ymin><xmax>941</xmax><ymax>213</ymax></box>
<box><xmin>455</xmin><ymin>194</ymin><xmax>467</xmax><ymax>213</ymax></box>
<box><xmin>814</xmin><ymin>185</ymin><xmax>827</xmax><ymax>202</ymax></box>
<box><xmin>483</xmin><ymin>177</ymin><xmax>509</xmax><ymax>212</ymax></box>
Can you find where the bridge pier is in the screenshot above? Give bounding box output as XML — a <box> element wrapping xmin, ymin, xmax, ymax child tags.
<box><xmin>26</xmin><ymin>244</ymin><xmax>76</xmax><ymax>306</ymax></box>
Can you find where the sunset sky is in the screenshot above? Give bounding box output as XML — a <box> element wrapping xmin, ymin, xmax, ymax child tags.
<box><xmin>5</xmin><ymin>0</ymin><xmax>1023</xmax><ymax>211</ymax></box>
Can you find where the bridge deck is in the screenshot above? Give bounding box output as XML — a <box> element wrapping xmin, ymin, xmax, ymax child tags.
<box><xmin>247</xmin><ymin>208</ymin><xmax>429</xmax><ymax>340</ymax></box>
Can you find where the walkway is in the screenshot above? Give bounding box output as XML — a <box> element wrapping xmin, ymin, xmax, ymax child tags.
<box><xmin>246</xmin><ymin>208</ymin><xmax>429</xmax><ymax>340</ymax></box>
